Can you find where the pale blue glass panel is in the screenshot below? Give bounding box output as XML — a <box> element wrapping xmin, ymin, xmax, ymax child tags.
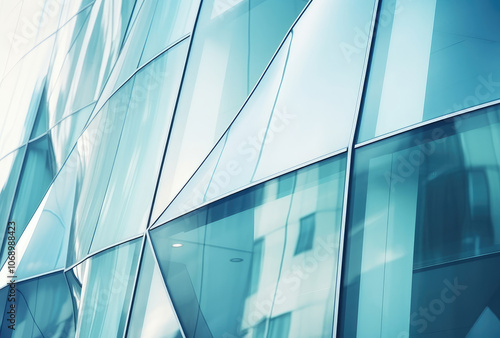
<box><xmin>357</xmin><ymin>0</ymin><xmax>500</xmax><ymax>142</ymax></box>
<box><xmin>90</xmin><ymin>0</ymin><xmax>156</xmax><ymax>118</ymax></box>
<box><xmin>151</xmin><ymin>154</ymin><xmax>346</xmax><ymax>337</ymax></box>
<box><xmin>127</xmin><ymin>241</ymin><xmax>182</xmax><ymax>338</ymax></box>
<box><xmin>0</xmin><ymin>147</ymin><xmax>26</xmax><ymax>245</ymax></box>
<box><xmin>151</xmin><ymin>0</ymin><xmax>308</xmax><ymax>222</ymax></box>
<box><xmin>152</xmin><ymin>134</ymin><xmax>227</xmax><ymax>227</ymax></box>
<box><xmin>0</xmin><ymin>272</ymin><xmax>75</xmax><ymax>337</ymax></box>
<box><xmin>153</xmin><ymin>34</ymin><xmax>292</xmax><ymax>225</ymax></box>
<box><xmin>340</xmin><ymin>104</ymin><xmax>500</xmax><ymax>337</ymax></box>
<box><xmin>253</xmin><ymin>0</ymin><xmax>375</xmax><ymax>180</ymax></box>
<box><xmin>50</xmin><ymin>102</ymin><xmax>96</xmax><ymax>170</ymax></box>
<box><xmin>0</xmin><ymin>36</ymin><xmax>54</xmax><ymax>159</ymax></box>
<box><xmin>138</xmin><ymin>0</ymin><xmax>200</xmax><ymax>66</ymax></box>
<box><xmin>44</xmin><ymin>6</ymin><xmax>92</xmax><ymax>128</ymax></box>
<box><xmin>65</xmin><ymin>80</ymin><xmax>134</xmax><ymax>267</ymax></box>
<box><xmin>12</xmin><ymin>155</ymin><xmax>78</xmax><ymax>280</ymax></box>
<box><xmin>90</xmin><ymin>41</ymin><xmax>189</xmax><ymax>252</ymax></box>
<box><xmin>59</xmin><ymin>0</ymin><xmax>94</xmax><ymax>27</ymax></box>
<box><xmin>75</xmin><ymin>239</ymin><xmax>141</xmax><ymax>338</ymax></box>
<box><xmin>46</xmin><ymin>0</ymin><xmax>135</xmax><ymax>125</ymax></box>
<box><xmin>0</xmin><ymin>135</ymin><xmax>56</xmax><ymax>265</ymax></box>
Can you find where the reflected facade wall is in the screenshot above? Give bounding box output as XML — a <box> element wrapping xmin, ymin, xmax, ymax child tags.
<box><xmin>1</xmin><ymin>0</ymin><xmax>500</xmax><ymax>337</ymax></box>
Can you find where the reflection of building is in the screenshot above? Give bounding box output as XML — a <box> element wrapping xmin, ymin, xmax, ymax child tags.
<box><xmin>1</xmin><ymin>0</ymin><xmax>500</xmax><ymax>337</ymax></box>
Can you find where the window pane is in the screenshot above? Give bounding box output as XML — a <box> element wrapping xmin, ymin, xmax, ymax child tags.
<box><xmin>75</xmin><ymin>239</ymin><xmax>142</xmax><ymax>338</ymax></box>
<box><xmin>151</xmin><ymin>0</ymin><xmax>309</xmax><ymax>222</ymax></box>
<box><xmin>0</xmin><ymin>273</ymin><xmax>75</xmax><ymax>338</ymax></box>
<box><xmin>151</xmin><ymin>154</ymin><xmax>346</xmax><ymax>337</ymax></box>
<box><xmin>127</xmin><ymin>241</ymin><xmax>183</xmax><ymax>338</ymax></box>
<box><xmin>357</xmin><ymin>0</ymin><xmax>500</xmax><ymax>142</ymax></box>
<box><xmin>340</xmin><ymin>104</ymin><xmax>500</xmax><ymax>337</ymax></box>
<box><xmin>89</xmin><ymin>40</ymin><xmax>189</xmax><ymax>253</ymax></box>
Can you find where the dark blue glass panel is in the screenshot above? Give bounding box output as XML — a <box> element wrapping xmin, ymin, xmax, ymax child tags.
<box><xmin>340</xmin><ymin>104</ymin><xmax>500</xmax><ymax>337</ymax></box>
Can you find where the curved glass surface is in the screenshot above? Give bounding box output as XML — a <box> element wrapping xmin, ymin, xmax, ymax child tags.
<box><xmin>90</xmin><ymin>40</ymin><xmax>189</xmax><ymax>253</ymax></box>
<box><xmin>0</xmin><ymin>272</ymin><xmax>75</xmax><ymax>338</ymax></box>
<box><xmin>127</xmin><ymin>240</ymin><xmax>183</xmax><ymax>338</ymax></box>
<box><xmin>73</xmin><ymin>239</ymin><xmax>141</xmax><ymax>338</ymax></box>
<box><xmin>340</xmin><ymin>104</ymin><xmax>500</xmax><ymax>337</ymax></box>
<box><xmin>357</xmin><ymin>0</ymin><xmax>500</xmax><ymax>143</ymax></box>
<box><xmin>151</xmin><ymin>0</ymin><xmax>309</xmax><ymax>222</ymax></box>
<box><xmin>151</xmin><ymin>154</ymin><xmax>346</xmax><ymax>338</ymax></box>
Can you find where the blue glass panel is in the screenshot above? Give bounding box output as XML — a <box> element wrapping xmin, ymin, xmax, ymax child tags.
<box><xmin>65</xmin><ymin>80</ymin><xmax>134</xmax><ymax>267</ymax></box>
<box><xmin>0</xmin><ymin>272</ymin><xmax>75</xmax><ymax>337</ymax></box>
<box><xmin>74</xmin><ymin>239</ymin><xmax>141</xmax><ymax>337</ymax></box>
<box><xmin>0</xmin><ymin>135</ymin><xmax>56</xmax><ymax>265</ymax></box>
<box><xmin>138</xmin><ymin>0</ymin><xmax>200</xmax><ymax>66</ymax></box>
<box><xmin>0</xmin><ymin>147</ymin><xmax>26</xmax><ymax>246</ymax></box>
<box><xmin>340</xmin><ymin>104</ymin><xmax>500</xmax><ymax>337</ymax></box>
<box><xmin>357</xmin><ymin>0</ymin><xmax>500</xmax><ymax>142</ymax></box>
<box><xmin>153</xmin><ymin>34</ymin><xmax>292</xmax><ymax>225</ymax></box>
<box><xmin>90</xmin><ymin>40</ymin><xmax>189</xmax><ymax>253</ymax></box>
<box><xmin>126</xmin><ymin>240</ymin><xmax>183</xmax><ymax>338</ymax></box>
<box><xmin>9</xmin><ymin>154</ymin><xmax>78</xmax><ymax>280</ymax></box>
<box><xmin>46</xmin><ymin>0</ymin><xmax>135</xmax><ymax>125</ymax></box>
<box><xmin>151</xmin><ymin>0</ymin><xmax>309</xmax><ymax>222</ymax></box>
<box><xmin>151</xmin><ymin>154</ymin><xmax>346</xmax><ymax>337</ymax></box>
<box><xmin>0</xmin><ymin>36</ymin><xmax>54</xmax><ymax>159</ymax></box>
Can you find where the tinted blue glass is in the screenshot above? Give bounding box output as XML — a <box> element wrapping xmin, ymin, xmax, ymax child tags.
<box><xmin>340</xmin><ymin>104</ymin><xmax>500</xmax><ymax>337</ymax></box>
<box><xmin>151</xmin><ymin>154</ymin><xmax>346</xmax><ymax>337</ymax></box>
<box><xmin>151</xmin><ymin>0</ymin><xmax>309</xmax><ymax>222</ymax></box>
<box><xmin>357</xmin><ymin>0</ymin><xmax>500</xmax><ymax>142</ymax></box>
<box><xmin>75</xmin><ymin>239</ymin><xmax>141</xmax><ymax>337</ymax></box>
<box><xmin>0</xmin><ymin>272</ymin><xmax>75</xmax><ymax>337</ymax></box>
<box><xmin>126</xmin><ymin>241</ymin><xmax>183</xmax><ymax>338</ymax></box>
<box><xmin>0</xmin><ymin>136</ymin><xmax>56</xmax><ymax>265</ymax></box>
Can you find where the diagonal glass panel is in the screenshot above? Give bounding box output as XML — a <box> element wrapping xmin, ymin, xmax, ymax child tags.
<box><xmin>0</xmin><ymin>149</ymin><xmax>78</xmax><ymax>281</ymax></box>
<box><xmin>357</xmin><ymin>0</ymin><xmax>500</xmax><ymax>143</ymax></box>
<box><xmin>65</xmin><ymin>79</ymin><xmax>135</xmax><ymax>267</ymax></box>
<box><xmin>138</xmin><ymin>0</ymin><xmax>200</xmax><ymax>66</ymax></box>
<box><xmin>71</xmin><ymin>239</ymin><xmax>142</xmax><ymax>338</ymax></box>
<box><xmin>0</xmin><ymin>35</ymin><xmax>55</xmax><ymax>159</ymax></box>
<box><xmin>151</xmin><ymin>154</ymin><xmax>346</xmax><ymax>338</ymax></box>
<box><xmin>0</xmin><ymin>147</ymin><xmax>26</xmax><ymax>246</ymax></box>
<box><xmin>252</xmin><ymin>0</ymin><xmax>376</xmax><ymax>180</ymax></box>
<box><xmin>0</xmin><ymin>272</ymin><xmax>75</xmax><ymax>337</ymax></box>
<box><xmin>46</xmin><ymin>0</ymin><xmax>135</xmax><ymax>127</ymax></box>
<box><xmin>89</xmin><ymin>40</ymin><xmax>189</xmax><ymax>253</ymax></box>
<box><xmin>151</xmin><ymin>0</ymin><xmax>310</xmax><ymax>223</ymax></box>
<box><xmin>89</xmin><ymin>0</ymin><xmax>157</xmax><ymax>119</ymax></box>
<box><xmin>153</xmin><ymin>34</ymin><xmax>292</xmax><ymax>226</ymax></box>
<box><xmin>127</xmin><ymin>240</ymin><xmax>183</xmax><ymax>338</ymax></box>
<box><xmin>0</xmin><ymin>135</ymin><xmax>57</xmax><ymax>266</ymax></box>
<box><xmin>50</xmin><ymin>102</ymin><xmax>97</xmax><ymax>169</ymax></box>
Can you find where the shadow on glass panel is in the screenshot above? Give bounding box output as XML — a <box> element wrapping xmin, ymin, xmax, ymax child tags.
<box><xmin>340</xmin><ymin>104</ymin><xmax>500</xmax><ymax>337</ymax></box>
<box><xmin>0</xmin><ymin>272</ymin><xmax>75</xmax><ymax>337</ymax></box>
<box><xmin>151</xmin><ymin>154</ymin><xmax>346</xmax><ymax>337</ymax></box>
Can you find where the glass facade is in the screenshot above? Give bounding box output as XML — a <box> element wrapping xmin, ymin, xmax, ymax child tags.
<box><xmin>1</xmin><ymin>0</ymin><xmax>500</xmax><ymax>337</ymax></box>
